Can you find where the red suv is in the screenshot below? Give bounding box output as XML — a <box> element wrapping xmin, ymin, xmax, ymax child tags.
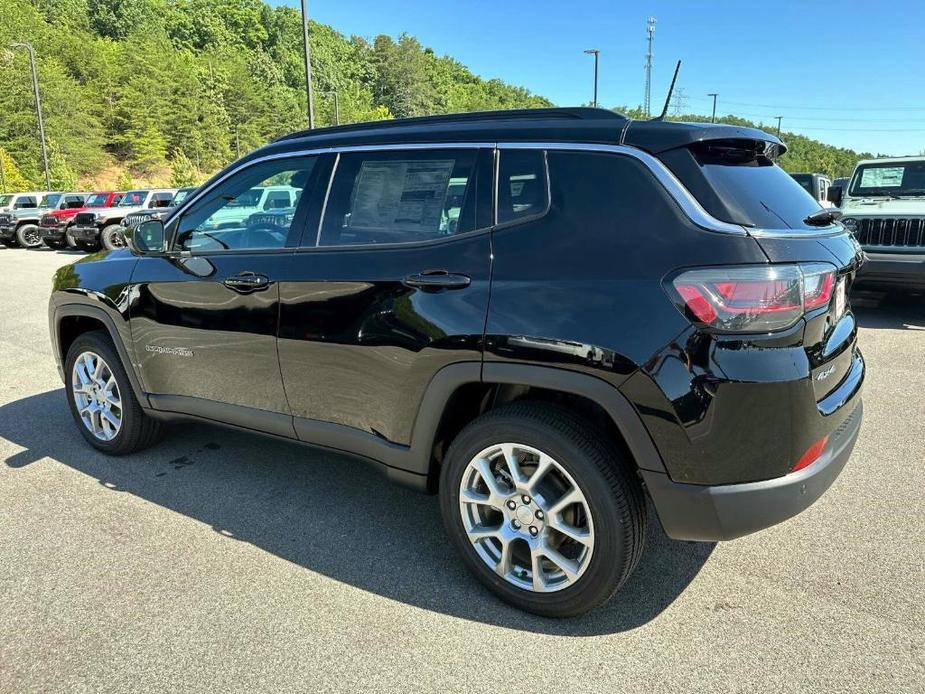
<box><xmin>39</xmin><ymin>191</ymin><xmax>124</xmax><ymax>249</ymax></box>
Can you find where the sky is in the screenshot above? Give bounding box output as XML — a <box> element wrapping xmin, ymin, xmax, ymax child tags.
<box><xmin>277</xmin><ymin>0</ymin><xmax>925</xmax><ymax>156</ymax></box>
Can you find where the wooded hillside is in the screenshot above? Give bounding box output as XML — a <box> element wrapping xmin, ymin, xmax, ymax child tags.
<box><xmin>0</xmin><ymin>0</ymin><xmax>867</xmax><ymax>190</ymax></box>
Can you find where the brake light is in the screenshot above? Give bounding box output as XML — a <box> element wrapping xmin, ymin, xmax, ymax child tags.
<box><xmin>668</xmin><ymin>263</ymin><xmax>837</xmax><ymax>333</ymax></box>
<box><xmin>791</xmin><ymin>436</ymin><xmax>829</xmax><ymax>473</ymax></box>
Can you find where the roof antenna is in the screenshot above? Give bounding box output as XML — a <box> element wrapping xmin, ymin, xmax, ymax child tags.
<box><xmin>652</xmin><ymin>60</ymin><xmax>681</xmax><ymax>121</ymax></box>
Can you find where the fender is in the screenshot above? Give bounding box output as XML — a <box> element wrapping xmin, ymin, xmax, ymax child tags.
<box><xmin>52</xmin><ymin>303</ymin><xmax>148</xmax><ymax>408</ymax></box>
<box><xmin>479</xmin><ymin>363</ymin><xmax>666</xmax><ymax>474</ymax></box>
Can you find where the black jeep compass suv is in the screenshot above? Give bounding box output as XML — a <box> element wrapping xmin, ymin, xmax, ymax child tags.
<box><xmin>49</xmin><ymin>108</ymin><xmax>864</xmax><ymax>617</ymax></box>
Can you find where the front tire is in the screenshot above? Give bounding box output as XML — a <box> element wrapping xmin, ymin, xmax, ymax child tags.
<box><xmin>101</xmin><ymin>224</ymin><xmax>127</xmax><ymax>250</ymax></box>
<box><xmin>65</xmin><ymin>330</ymin><xmax>162</xmax><ymax>455</ymax></box>
<box><xmin>16</xmin><ymin>224</ymin><xmax>43</xmax><ymax>248</ymax></box>
<box><xmin>439</xmin><ymin>402</ymin><xmax>646</xmax><ymax>617</ymax></box>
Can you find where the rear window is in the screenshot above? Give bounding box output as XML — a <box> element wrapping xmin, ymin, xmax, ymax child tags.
<box><xmin>677</xmin><ymin>141</ymin><xmax>823</xmax><ymax>230</ymax></box>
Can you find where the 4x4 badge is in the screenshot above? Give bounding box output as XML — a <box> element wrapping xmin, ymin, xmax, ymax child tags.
<box><xmin>816</xmin><ymin>365</ymin><xmax>836</xmax><ymax>381</ymax></box>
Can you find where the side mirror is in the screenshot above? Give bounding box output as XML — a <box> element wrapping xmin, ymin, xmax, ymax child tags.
<box><xmin>827</xmin><ymin>184</ymin><xmax>843</xmax><ymax>207</ymax></box>
<box><xmin>129</xmin><ymin>219</ymin><xmax>167</xmax><ymax>254</ymax></box>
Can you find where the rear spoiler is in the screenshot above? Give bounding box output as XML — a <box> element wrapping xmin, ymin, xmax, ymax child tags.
<box><xmin>622</xmin><ymin>120</ymin><xmax>787</xmax><ymax>157</ymax></box>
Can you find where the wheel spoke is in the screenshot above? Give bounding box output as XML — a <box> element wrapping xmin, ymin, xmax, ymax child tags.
<box><xmin>460</xmin><ymin>488</ymin><xmax>493</xmax><ymax>507</ymax></box>
<box><xmin>541</xmin><ymin>543</ymin><xmax>580</xmax><ymax>584</ymax></box>
<box><xmin>530</xmin><ymin>548</ymin><xmax>546</xmax><ymax>591</ymax></box>
<box><xmin>526</xmin><ymin>454</ymin><xmax>554</xmax><ymax>491</ymax></box>
<box><xmin>467</xmin><ymin>524</ymin><xmax>502</xmax><ymax>542</ymax></box>
<box><xmin>550</xmin><ymin>520</ymin><xmax>593</xmax><ymax>546</ymax></box>
<box><xmin>474</xmin><ymin>457</ymin><xmax>507</xmax><ymax>500</ymax></box>
<box><xmin>495</xmin><ymin>537</ymin><xmax>512</xmax><ymax>578</ymax></box>
<box><xmin>500</xmin><ymin>444</ymin><xmax>525</xmax><ymax>484</ymax></box>
<box><xmin>547</xmin><ymin>487</ymin><xmax>582</xmax><ymax>517</ymax></box>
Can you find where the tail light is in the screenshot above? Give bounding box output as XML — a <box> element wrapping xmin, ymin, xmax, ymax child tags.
<box><xmin>667</xmin><ymin>263</ymin><xmax>836</xmax><ymax>333</ymax></box>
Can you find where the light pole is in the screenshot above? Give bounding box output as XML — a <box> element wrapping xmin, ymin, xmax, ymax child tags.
<box><xmin>775</xmin><ymin>115</ymin><xmax>783</xmax><ymax>137</ymax></box>
<box><xmin>0</xmin><ymin>153</ymin><xmax>5</xmax><ymax>192</ymax></box>
<box><xmin>9</xmin><ymin>42</ymin><xmax>50</xmax><ymax>190</ymax></box>
<box><xmin>299</xmin><ymin>0</ymin><xmax>315</xmax><ymax>129</ymax></box>
<box><xmin>583</xmin><ymin>49</ymin><xmax>600</xmax><ymax>108</ymax></box>
<box><xmin>707</xmin><ymin>93</ymin><xmax>718</xmax><ymax>123</ymax></box>
<box><xmin>321</xmin><ymin>91</ymin><xmax>340</xmax><ymax>125</ymax></box>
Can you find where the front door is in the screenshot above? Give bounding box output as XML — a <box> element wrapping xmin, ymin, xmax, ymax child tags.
<box><xmin>277</xmin><ymin>146</ymin><xmax>493</xmax><ymax>446</ymax></box>
<box><xmin>129</xmin><ymin>155</ymin><xmax>326</xmax><ymax>435</ymax></box>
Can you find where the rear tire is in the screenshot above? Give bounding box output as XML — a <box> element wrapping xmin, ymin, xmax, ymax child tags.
<box><xmin>439</xmin><ymin>401</ymin><xmax>646</xmax><ymax>617</ymax></box>
<box><xmin>64</xmin><ymin>330</ymin><xmax>162</xmax><ymax>455</ymax></box>
<box><xmin>16</xmin><ymin>224</ymin><xmax>43</xmax><ymax>248</ymax></box>
<box><xmin>101</xmin><ymin>224</ymin><xmax>127</xmax><ymax>250</ymax></box>
<box><xmin>65</xmin><ymin>227</ymin><xmax>78</xmax><ymax>248</ymax></box>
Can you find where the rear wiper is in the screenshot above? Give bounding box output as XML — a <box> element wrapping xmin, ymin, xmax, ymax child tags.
<box><xmin>804</xmin><ymin>209</ymin><xmax>843</xmax><ymax>226</ymax></box>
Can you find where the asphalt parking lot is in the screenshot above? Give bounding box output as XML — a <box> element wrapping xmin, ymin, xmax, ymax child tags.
<box><xmin>0</xmin><ymin>247</ymin><xmax>922</xmax><ymax>693</ymax></box>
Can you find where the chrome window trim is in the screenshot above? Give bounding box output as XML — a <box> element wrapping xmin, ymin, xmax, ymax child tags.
<box><xmin>170</xmin><ymin>138</ymin><xmax>849</xmax><ymax>243</ymax></box>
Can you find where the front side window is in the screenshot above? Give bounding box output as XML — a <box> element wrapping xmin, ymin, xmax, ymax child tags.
<box><xmin>84</xmin><ymin>193</ymin><xmax>108</xmax><ymax>207</ymax></box>
<box><xmin>175</xmin><ymin>157</ymin><xmax>316</xmax><ymax>252</ymax></box>
<box><xmin>318</xmin><ymin>149</ymin><xmax>478</xmax><ymax>247</ymax></box>
<box><xmin>40</xmin><ymin>194</ymin><xmax>62</xmax><ymax>208</ymax></box>
<box><xmin>15</xmin><ymin>196</ymin><xmax>37</xmax><ymax>209</ymax></box>
<box><xmin>497</xmin><ymin>150</ymin><xmax>549</xmax><ymax>225</ymax></box>
<box><xmin>0</xmin><ymin>195</ymin><xmax>12</xmax><ymax>206</ymax></box>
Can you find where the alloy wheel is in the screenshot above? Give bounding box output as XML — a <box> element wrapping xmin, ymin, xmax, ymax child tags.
<box><xmin>458</xmin><ymin>443</ymin><xmax>595</xmax><ymax>593</ymax></box>
<box><xmin>71</xmin><ymin>351</ymin><xmax>123</xmax><ymax>441</ymax></box>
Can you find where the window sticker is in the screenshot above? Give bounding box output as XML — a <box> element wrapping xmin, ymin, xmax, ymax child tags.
<box><xmin>859</xmin><ymin>167</ymin><xmax>904</xmax><ymax>188</ymax></box>
<box><xmin>349</xmin><ymin>160</ymin><xmax>455</xmax><ymax>231</ymax></box>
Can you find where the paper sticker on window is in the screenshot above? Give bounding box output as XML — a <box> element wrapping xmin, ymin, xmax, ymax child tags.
<box><xmin>349</xmin><ymin>160</ymin><xmax>455</xmax><ymax>231</ymax></box>
<box><xmin>859</xmin><ymin>167</ymin><xmax>904</xmax><ymax>188</ymax></box>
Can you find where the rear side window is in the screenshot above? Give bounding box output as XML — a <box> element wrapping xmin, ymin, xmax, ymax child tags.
<box><xmin>319</xmin><ymin>149</ymin><xmax>478</xmax><ymax>247</ymax></box>
<box><xmin>16</xmin><ymin>196</ymin><xmax>37</xmax><ymax>209</ymax></box>
<box><xmin>665</xmin><ymin>141</ymin><xmax>823</xmax><ymax>231</ymax></box>
<box><xmin>497</xmin><ymin>150</ymin><xmax>549</xmax><ymax>225</ymax></box>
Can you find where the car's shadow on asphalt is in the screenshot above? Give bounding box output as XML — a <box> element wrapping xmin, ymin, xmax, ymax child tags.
<box><xmin>0</xmin><ymin>389</ymin><xmax>714</xmax><ymax>636</ymax></box>
<box><xmin>852</xmin><ymin>289</ymin><xmax>925</xmax><ymax>331</ymax></box>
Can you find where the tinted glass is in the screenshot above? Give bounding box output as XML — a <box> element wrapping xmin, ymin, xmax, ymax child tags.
<box><xmin>791</xmin><ymin>174</ymin><xmax>814</xmax><ymax>195</ymax></box>
<box><xmin>175</xmin><ymin>157</ymin><xmax>316</xmax><ymax>252</ymax></box>
<box><xmin>693</xmin><ymin>146</ymin><xmax>822</xmax><ymax>230</ymax></box>
<box><xmin>497</xmin><ymin>150</ymin><xmax>549</xmax><ymax>225</ymax></box>
<box><xmin>16</xmin><ymin>196</ymin><xmax>37</xmax><ymax>208</ymax></box>
<box><xmin>849</xmin><ymin>161</ymin><xmax>925</xmax><ymax>197</ymax></box>
<box><xmin>0</xmin><ymin>195</ymin><xmax>12</xmax><ymax>206</ymax></box>
<box><xmin>40</xmin><ymin>194</ymin><xmax>62</xmax><ymax>208</ymax></box>
<box><xmin>119</xmin><ymin>191</ymin><xmax>147</xmax><ymax>207</ymax></box>
<box><xmin>318</xmin><ymin>149</ymin><xmax>477</xmax><ymax>247</ymax></box>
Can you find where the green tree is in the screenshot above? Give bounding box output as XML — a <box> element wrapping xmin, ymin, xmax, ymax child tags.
<box><xmin>0</xmin><ymin>148</ymin><xmax>33</xmax><ymax>191</ymax></box>
<box><xmin>169</xmin><ymin>151</ymin><xmax>200</xmax><ymax>187</ymax></box>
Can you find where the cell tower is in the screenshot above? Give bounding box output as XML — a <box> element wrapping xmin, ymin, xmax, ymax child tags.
<box><xmin>644</xmin><ymin>16</ymin><xmax>656</xmax><ymax>117</ymax></box>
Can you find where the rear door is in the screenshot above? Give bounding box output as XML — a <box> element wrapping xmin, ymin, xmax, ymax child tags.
<box><xmin>130</xmin><ymin>155</ymin><xmax>327</xmax><ymax>435</ymax></box>
<box><xmin>276</xmin><ymin>145</ymin><xmax>493</xmax><ymax>445</ymax></box>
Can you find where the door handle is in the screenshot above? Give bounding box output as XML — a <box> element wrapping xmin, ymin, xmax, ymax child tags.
<box><xmin>403</xmin><ymin>269</ymin><xmax>471</xmax><ymax>290</ymax></box>
<box><xmin>224</xmin><ymin>272</ymin><xmax>271</xmax><ymax>292</ymax></box>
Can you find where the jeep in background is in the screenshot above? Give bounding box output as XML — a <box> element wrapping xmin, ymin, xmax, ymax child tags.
<box><xmin>39</xmin><ymin>191</ymin><xmax>125</xmax><ymax>249</ymax></box>
<box><xmin>0</xmin><ymin>193</ymin><xmax>88</xmax><ymax>248</ymax></box>
<box><xmin>69</xmin><ymin>189</ymin><xmax>176</xmax><ymax>251</ymax></box>
<box><xmin>49</xmin><ymin>108</ymin><xmax>865</xmax><ymax>617</ymax></box>
<box><xmin>836</xmin><ymin>156</ymin><xmax>925</xmax><ymax>290</ymax></box>
<box><xmin>0</xmin><ymin>191</ymin><xmax>49</xmax><ymax>245</ymax></box>
<box><xmin>791</xmin><ymin>172</ymin><xmax>835</xmax><ymax>208</ymax></box>
<box><xmin>120</xmin><ymin>187</ymin><xmax>197</xmax><ymax>235</ymax></box>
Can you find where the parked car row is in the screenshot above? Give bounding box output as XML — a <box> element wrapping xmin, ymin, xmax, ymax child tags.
<box><xmin>0</xmin><ymin>184</ymin><xmax>306</xmax><ymax>253</ymax></box>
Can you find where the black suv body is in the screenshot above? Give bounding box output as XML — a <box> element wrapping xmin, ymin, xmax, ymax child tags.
<box><xmin>49</xmin><ymin>108</ymin><xmax>864</xmax><ymax>616</ymax></box>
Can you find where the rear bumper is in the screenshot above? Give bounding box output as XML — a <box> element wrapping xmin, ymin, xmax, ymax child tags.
<box><xmin>643</xmin><ymin>354</ymin><xmax>864</xmax><ymax>542</ymax></box>
<box><xmin>855</xmin><ymin>250</ymin><xmax>925</xmax><ymax>289</ymax></box>
<box><xmin>0</xmin><ymin>224</ymin><xmax>16</xmax><ymax>241</ymax></box>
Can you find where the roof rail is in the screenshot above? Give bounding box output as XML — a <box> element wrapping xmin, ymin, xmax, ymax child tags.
<box><xmin>276</xmin><ymin>107</ymin><xmax>628</xmax><ymax>142</ymax></box>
